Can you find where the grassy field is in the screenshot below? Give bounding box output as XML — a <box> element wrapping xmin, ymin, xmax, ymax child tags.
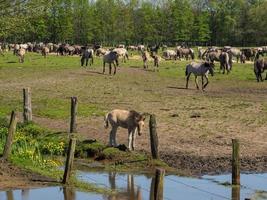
<box><xmin>0</xmin><ymin>51</ymin><xmax>267</xmax><ymax>174</ymax></box>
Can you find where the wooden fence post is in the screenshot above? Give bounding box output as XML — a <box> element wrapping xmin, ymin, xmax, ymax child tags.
<box><xmin>2</xmin><ymin>111</ymin><xmax>17</xmax><ymax>160</ymax></box>
<box><xmin>63</xmin><ymin>138</ymin><xmax>76</xmax><ymax>184</ymax></box>
<box><xmin>153</xmin><ymin>168</ymin><xmax>165</xmax><ymax>200</ymax></box>
<box><xmin>70</xmin><ymin>97</ymin><xmax>78</xmax><ymax>133</ymax></box>
<box><xmin>232</xmin><ymin>139</ymin><xmax>240</xmax><ymax>185</ymax></box>
<box><xmin>23</xmin><ymin>88</ymin><xmax>32</xmax><ymax>123</ymax></box>
<box><xmin>149</xmin><ymin>114</ymin><xmax>159</xmax><ymax>159</ymax></box>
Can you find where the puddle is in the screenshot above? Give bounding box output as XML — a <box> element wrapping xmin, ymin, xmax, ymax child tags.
<box><xmin>1</xmin><ymin>172</ymin><xmax>267</xmax><ymax>200</ymax></box>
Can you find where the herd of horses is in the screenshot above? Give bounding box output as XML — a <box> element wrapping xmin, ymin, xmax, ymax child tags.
<box><xmin>1</xmin><ymin>42</ymin><xmax>267</xmax><ymax>85</ymax></box>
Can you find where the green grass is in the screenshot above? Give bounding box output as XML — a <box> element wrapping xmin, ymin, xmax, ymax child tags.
<box><xmin>1</xmin><ymin>50</ymin><xmax>267</xmax><ymax>164</ymax></box>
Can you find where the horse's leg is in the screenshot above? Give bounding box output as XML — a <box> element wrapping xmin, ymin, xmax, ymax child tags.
<box><xmin>113</xmin><ymin>62</ymin><xmax>117</xmax><ymax>75</ymax></box>
<box><xmin>186</xmin><ymin>73</ymin><xmax>191</xmax><ymax>89</ymax></box>
<box><xmin>91</xmin><ymin>56</ymin><xmax>94</xmax><ymax>65</ymax></box>
<box><xmin>85</xmin><ymin>58</ymin><xmax>88</xmax><ymax>67</ymax></box>
<box><xmin>128</xmin><ymin>129</ymin><xmax>133</xmax><ymax>151</ymax></box>
<box><xmin>81</xmin><ymin>57</ymin><xmax>84</xmax><ymax>66</ymax></box>
<box><xmin>203</xmin><ymin>75</ymin><xmax>209</xmax><ymax>89</ymax></box>
<box><xmin>201</xmin><ymin>75</ymin><xmax>204</xmax><ymax>90</ymax></box>
<box><xmin>111</xmin><ymin>126</ymin><xmax>118</xmax><ymax>147</ymax></box>
<box><xmin>109</xmin><ymin>129</ymin><xmax>113</xmax><ymax>147</ymax></box>
<box><xmin>195</xmin><ymin>75</ymin><xmax>199</xmax><ymax>90</ymax></box>
<box><xmin>109</xmin><ymin>63</ymin><xmax>112</xmax><ymax>75</ymax></box>
<box><xmin>132</xmin><ymin>128</ymin><xmax>137</xmax><ymax>150</ymax></box>
<box><xmin>260</xmin><ymin>72</ymin><xmax>263</xmax><ymax>82</ymax></box>
<box><xmin>265</xmin><ymin>72</ymin><xmax>267</xmax><ymax>80</ymax></box>
<box><xmin>103</xmin><ymin>62</ymin><xmax>105</xmax><ymax>74</ymax></box>
<box><xmin>255</xmin><ymin>70</ymin><xmax>260</xmax><ymax>82</ymax></box>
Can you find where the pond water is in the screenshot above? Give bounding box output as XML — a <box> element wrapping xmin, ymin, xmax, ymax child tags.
<box><xmin>1</xmin><ymin>172</ymin><xmax>267</xmax><ymax>200</ymax></box>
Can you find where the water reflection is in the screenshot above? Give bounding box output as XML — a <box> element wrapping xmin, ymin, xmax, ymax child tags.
<box><xmin>232</xmin><ymin>186</ymin><xmax>240</xmax><ymax>200</ymax></box>
<box><xmin>63</xmin><ymin>187</ymin><xmax>76</xmax><ymax>200</ymax></box>
<box><xmin>22</xmin><ymin>189</ymin><xmax>29</xmax><ymax>200</ymax></box>
<box><xmin>6</xmin><ymin>190</ymin><xmax>14</xmax><ymax>200</ymax></box>
<box><xmin>106</xmin><ymin>172</ymin><xmax>142</xmax><ymax>200</ymax></box>
<box><xmin>1</xmin><ymin>172</ymin><xmax>267</xmax><ymax>200</ymax></box>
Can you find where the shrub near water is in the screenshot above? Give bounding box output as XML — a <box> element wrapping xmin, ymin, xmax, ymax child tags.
<box><xmin>0</xmin><ymin>119</ymin><xmax>65</xmax><ymax>170</ymax></box>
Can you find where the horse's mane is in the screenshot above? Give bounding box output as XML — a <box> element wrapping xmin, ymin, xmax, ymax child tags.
<box><xmin>129</xmin><ymin>110</ymin><xmax>142</xmax><ymax>121</ymax></box>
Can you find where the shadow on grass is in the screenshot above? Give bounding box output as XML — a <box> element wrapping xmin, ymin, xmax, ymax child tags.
<box><xmin>167</xmin><ymin>86</ymin><xmax>192</xmax><ymax>90</ymax></box>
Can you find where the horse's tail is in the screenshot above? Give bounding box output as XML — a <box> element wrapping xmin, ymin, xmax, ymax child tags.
<box><xmin>104</xmin><ymin>113</ymin><xmax>109</xmax><ymax>129</ymax></box>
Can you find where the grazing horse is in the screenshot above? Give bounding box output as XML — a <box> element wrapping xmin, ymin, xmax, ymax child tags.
<box><xmin>150</xmin><ymin>52</ymin><xmax>160</xmax><ymax>71</ymax></box>
<box><xmin>219</xmin><ymin>52</ymin><xmax>231</xmax><ymax>74</ymax></box>
<box><xmin>104</xmin><ymin>109</ymin><xmax>146</xmax><ymax>151</ymax></box>
<box><xmin>148</xmin><ymin>44</ymin><xmax>160</xmax><ymax>54</ymax></box>
<box><xmin>228</xmin><ymin>47</ymin><xmax>241</xmax><ymax>63</ymax></box>
<box><xmin>81</xmin><ymin>48</ymin><xmax>94</xmax><ymax>67</ymax></box>
<box><xmin>185</xmin><ymin>62</ymin><xmax>214</xmax><ymax>90</ymax></box>
<box><xmin>141</xmin><ymin>50</ymin><xmax>149</xmax><ymax>69</ymax></box>
<box><xmin>163</xmin><ymin>50</ymin><xmax>177</xmax><ymax>60</ymax></box>
<box><xmin>103</xmin><ymin>51</ymin><xmax>119</xmax><ymax>75</ymax></box>
<box><xmin>177</xmin><ymin>47</ymin><xmax>195</xmax><ymax>60</ymax></box>
<box><xmin>96</xmin><ymin>48</ymin><xmax>108</xmax><ymax>56</ymax></box>
<box><xmin>112</xmin><ymin>48</ymin><xmax>129</xmax><ymax>63</ymax></box>
<box><xmin>17</xmin><ymin>48</ymin><xmax>26</xmax><ymax>63</ymax></box>
<box><xmin>254</xmin><ymin>58</ymin><xmax>267</xmax><ymax>82</ymax></box>
<box><xmin>41</xmin><ymin>47</ymin><xmax>49</xmax><ymax>58</ymax></box>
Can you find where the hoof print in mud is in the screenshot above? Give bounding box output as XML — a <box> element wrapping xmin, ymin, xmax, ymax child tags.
<box><xmin>190</xmin><ymin>112</ymin><xmax>201</xmax><ymax>118</ymax></box>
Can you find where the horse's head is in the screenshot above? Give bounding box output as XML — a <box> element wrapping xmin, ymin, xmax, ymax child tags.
<box><xmin>204</xmin><ymin>62</ymin><xmax>214</xmax><ymax>76</ymax></box>
<box><xmin>135</xmin><ymin>114</ymin><xmax>146</xmax><ymax>136</ymax></box>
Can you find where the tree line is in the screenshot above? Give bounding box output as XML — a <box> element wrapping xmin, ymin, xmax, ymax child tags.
<box><xmin>0</xmin><ymin>0</ymin><xmax>267</xmax><ymax>47</ymax></box>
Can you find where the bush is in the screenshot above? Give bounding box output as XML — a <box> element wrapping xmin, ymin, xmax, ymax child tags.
<box><xmin>75</xmin><ymin>140</ymin><xmax>106</xmax><ymax>158</ymax></box>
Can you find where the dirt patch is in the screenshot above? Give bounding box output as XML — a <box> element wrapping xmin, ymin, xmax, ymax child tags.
<box><xmin>0</xmin><ymin>159</ymin><xmax>57</xmax><ymax>189</ymax></box>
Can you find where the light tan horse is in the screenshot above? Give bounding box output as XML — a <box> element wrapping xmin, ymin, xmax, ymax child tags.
<box><xmin>104</xmin><ymin>109</ymin><xmax>146</xmax><ymax>151</ymax></box>
<box><xmin>17</xmin><ymin>48</ymin><xmax>26</xmax><ymax>63</ymax></box>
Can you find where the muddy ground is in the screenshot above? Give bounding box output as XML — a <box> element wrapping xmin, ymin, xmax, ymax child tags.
<box><xmin>1</xmin><ymin>53</ymin><xmax>267</xmax><ymax>178</ymax></box>
<box><xmin>0</xmin><ymin>159</ymin><xmax>56</xmax><ymax>189</ymax></box>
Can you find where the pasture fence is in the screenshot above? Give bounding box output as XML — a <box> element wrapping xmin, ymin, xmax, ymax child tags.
<box><xmin>63</xmin><ymin>138</ymin><xmax>76</xmax><ymax>184</ymax></box>
<box><xmin>23</xmin><ymin>88</ymin><xmax>32</xmax><ymax>123</ymax></box>
<box><xmin>2</xmin><ymin>111</ymin><xmax>17</xmax><ymax>160</ymax></box>
<box><xmin>149</xmin><ymin>114</ymin><xmax>159</xmax><ymax>159</ymax></box>
<box><xmin>232</xmin><ymin>139</ymin><xmax>240</xmax><ymax>185</ymax></box>
<box><xmin>70</xmin><ymin>96</ymin><xmax>78</xmax><ymax>134</ymax></box>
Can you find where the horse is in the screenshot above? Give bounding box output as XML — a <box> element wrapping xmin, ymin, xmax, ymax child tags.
<box><xmin>162</xmin><ymin>50</ymin><xmax>177</xmax><ymax>60</ymax></box>
<box><xmin>96</xmin><ymin>48</ymin><xmax>108</xmax><ymax>56</ymax></box>
<box><xmin>104</xmin><ymin>109</ymin><xmax>146</xmax><ymax>151</ymax></box>
<box><xmin>177</xmin><ymin>47</ymin><xmax>195</xmax><ymax>60</ymax></box>
<box><xmin>17</xmin><ymin>48</ymin><xmax>26</xmax><ymax>63</ymax></box>
<box><xmin>81</xmin><ymin>48</ymin><xmax>94</xmax><ymax>67</ymax></box>
<box><xmin>254</xmin><ymin>56</ymin><xmax>267</xmax><ymax>82</ymax></box>
<box><xmin>228</xmin><ymin>47</ymin><xmax>241</xmax><ymax>63</ymax></box>
<box><xmin>185</xmin><ymin>62</ymin><xmax>214</xmax><ymax>90</ymax></box>
<box><xmin>147</xmin><ymin>44</ymin><xmax>160</xmax><ymax>54</ymax></box>
<box><xmin>112</xmin><ymin>48</ymin><xmax>129</xmax><ymax>63</ymax></box>
<box><xmin>41</xmin><ymin>47</ymin><xmax>49</xmax><ymax>58</ymax></box>
<box><xmin>103</xmin><ymin>51</ymin><xmax>119</xmax><ymax>75</ymax></box>
<box><xmin>150</xmin><ymin>52</ymin><xmax>160</xmax><ymax>72</ymax></box>
<box><xmin>219</xmin><ymin>52</ymin><xmax>231</xmax><ymax>74</ymax></box>
<box><xmin>141</xmin><ymin>50</ymin><xmax>149</xmax><ymax>69</ymax></box>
